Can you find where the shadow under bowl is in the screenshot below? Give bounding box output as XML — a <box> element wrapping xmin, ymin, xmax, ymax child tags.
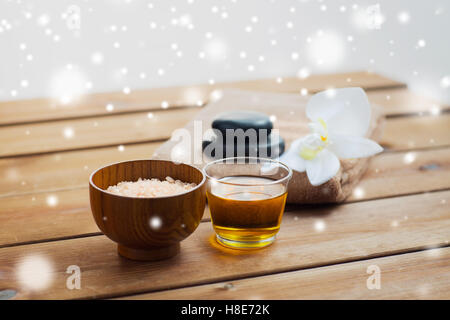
<box><xmin>89</xmin><ymin>159</ymin><xmax>206</xmax><ymax>261</ymax></box>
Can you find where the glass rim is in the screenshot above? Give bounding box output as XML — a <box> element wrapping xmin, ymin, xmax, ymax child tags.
<box><xmin>203</xmin><ymin>156</ymin><xmax>293</xmax><ymax>187</ymax></box>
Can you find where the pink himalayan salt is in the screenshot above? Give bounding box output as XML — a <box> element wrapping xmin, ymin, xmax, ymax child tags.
<box><xmin>106</xmin><ymin>176</ymin><xmax>196</xmax><ymax>198</ymax></box>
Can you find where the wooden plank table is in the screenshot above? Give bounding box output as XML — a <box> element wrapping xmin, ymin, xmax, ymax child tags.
<box><xmin>0</xmin><ymin>71</ymin><xmax>448</xmax><ymax>300</ymax></box>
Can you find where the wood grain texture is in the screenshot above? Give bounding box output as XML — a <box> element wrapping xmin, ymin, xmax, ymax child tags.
<box><xmin>0</xmin><ymin>187</ymin><xmax>211</xmax><ymax>248</ymax></box>
<box><xmin>0</xmin><ymin>190</ymin><xmax>448</xmax><ymax>299</ymax></box>
<box><xmin>0</xmin><ymin>108</ymin><xmax>200</xmax><ymax>158</ymax></box>
<box><xmin>89</xmin><ymin>160</ymin><xmax>206</xmax><ymax>261</ymax></box>
<box><xmin>1</xmin><ymin>105</ymin><xmax>448</xmax><ymax>159</ymax></box>
<box><xmin>128</xmin><ymin>247</ymin><xmax>450</xmax><ymax>300</ymax></box>
<box><xmin>381</xmin><ymin>114</ymin><xmax>450</xmax><ymax>151</ymax></box>
<box><xmin>367</xmin><ymin>88</ymin><xmax>448</xmax><ymax>116</ymax></box>
<box><xmin>0</xmin><ymin>146</ymin><xmax>449</xmax><ymax>248</ymax></box>
<box><xmin>347</xmin><ymin>147</ymin><xmax>450</xmax><ymax>201</ymax></box>
<box><xmin>1</xmin><ymin>140</ymin><xmax>449</xmax><ymax>199</ymax></box>
<box><xmin>0</xmin><ymin>72</ymin><xmax>404</xmax><ymax>126</ymax></box>
<box><xmin>0</xmin><ymin>142</ymin><xmax>161</xmax><ymax>197</ymax></box>
<box><xmin>0</xmin><ymin>146</ymin><xmax>450</xmax><ymax>246</ymax></box>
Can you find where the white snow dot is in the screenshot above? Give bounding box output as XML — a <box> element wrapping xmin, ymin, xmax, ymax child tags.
<box><xmin>118</xmin><ymin>145</ymin><xmax>125</xmax><ymax>152</ymax></box>
<box><xmin>161</xmin><ymin>101</ymin><xmax>169</xmax><ymax>109</ymax></box>
<box><xmin>417</xmin><ymin>39</ymin><xmax>426</xmax><ymax>48</ymax></box>
<box><xmin>106</xmin><ymin>104</ymin><xmax>114</xmax><ymax>112</ymax></box>
<box><xmin>150</xmin><ymin>216</ymin><xmax>162</xmax><ymax>229</ymax></box>
<box><xmin>300</xmin><ymin>88</ymin><xmax>308</xmax><ymax>96</ymax></box>
<box><xmin>440</xmin><ymin>76</ymin><xmax>450</xmax><ymax>88</ymax></box>
<box><xmin>314</xmin><ymin>220</ymin><xmax>326</xmax><ymax>232</ymax></box>
<box><xmin>46</xmin><ymin>195</ymin><xmax>59</xmax><ymax>207</ymax></box>
<box><xmin>291</xmin><ymin>52</ymin><xmax>299</xmax><ymax>60</ymax></box>
<box><xmin>397</xmin><ymin>11</ymin><xmax>410</xmax><ymax>24</ymax></box>
<box><xmin>297</xmin><ymin>67</ymin><xmax>310</xmax><ymax>79</ymax></box>
<box><xmin>123</xmin><ymin>87</ymin><xmax>131</xmax><ymax>94</ymax></box>
<box><xmin>403</xmin><ymin>152</ymin><xmax>416</xmax><ymax>164</ymax></box>
<box><xmin>325</xmin><ymin>88</ymin><xmax>336</xmax><ymax>98</ymax></box>
<box><xmin>37</xmin><ymin>14</ymin><xmax>50</xmax><ymax>26</ymax></box>
<box><xmin>353</xmin><ymin>187</ymin><xmax>365</xmax><ymax>199</ymax></box>
<box><xmin>430</xmin><ymin>105</ymin><xmax>441</xmax><ymax>116</ymax></box>
<box><xmin>63</xmin><ymin>127</ymin><xmax>74</xmax><ymax>139</ymax></box>
<box><xmin>20</xmin><ymin>80</ymin><xmax>29</xmax><ymax>88</ymax></box>
<box><xmin>91</xmin><ymin>52</ymin><xmax>104</xmax><ymax>65</ymax></box>
<box><xmin>17</xmin><ymin>255</ymin><xmax>54</xmax><ymax>291</ymax></box>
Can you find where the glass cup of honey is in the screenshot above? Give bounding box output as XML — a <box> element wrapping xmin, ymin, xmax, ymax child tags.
<box><xmin>204</xmin><ymin>157</ymin><xmax>292</xmax><ymax>249</ymax></box>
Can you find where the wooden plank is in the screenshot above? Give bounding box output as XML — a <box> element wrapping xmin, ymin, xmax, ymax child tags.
<box><xmin>1</xmin><ymin>135</ymin><xmax>449</xmax><ymax>198</ymax></box>
<box><xmin>347</xmin><ymin>147</ymin><xmax>450</xmax><ymax>201</ymax></box>
<box><xmin>0</xmin><ymin>190</ymin><xmax>448</xmax><ymax>299</ymax></box>
<box><xmin>381</xmin><ymin>114</ymin><xmax>450</xmax><ymax>151</ymax></box>
<box><xmin>367</xmin><ymin>88</ymin><xmax>448</xmax><ymax>116</ymax></box>
<box><xmin>0</xmin><ymin>108</ymin><xmax>200</xmax><ymax>158</ymax></box>
<box><xmin>0</xmin><ymin>189</ymin><xmax>95</xmax><ymax>247</ymax></box>
<box><xmin>0</xmin><ymin>72</ymin><xmax>404</xmax><ymax>126</ymax></box>
<box><xmin>126</xmin><ymin>247</ymin><xmax>450</xmax><ymax>300</ymax></box>
<box><xmin>1</xmin><ymin>105</ymin><xmax>449</xmax><ymax>159</ymax></box>
<box><xmin>0</xmin><ymin>142</ymin><xmax>162</xmax><ymax>197</ymax></box>
<box><xmin>0</xmin><ymin>188</ymin><xmax>210</xmax><ymax>248</ymax></box>
<box><xmin>1</xmin><ymin>146</ymin><xmax>449</xmax><ymax>247</ymax></box>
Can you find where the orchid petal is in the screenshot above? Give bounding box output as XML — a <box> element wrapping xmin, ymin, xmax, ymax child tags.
<box><xmin>327</xmin><ymin>135</ymin><xmax>383</xmax><ymax>159</ymax></box>
<box><xmin>306</xmin><ymin>87</ymin><xmax>371</xmax><ymax>137</ymax></box>
<box><xmin>305</xmin><ymin>149</ymin><xmax>340</xmax><ymax>186</ymax></box>
<box><xmin>279</xmin><ymin>138</ymin><xmax>306</xmax><ymax>172</ymax></box>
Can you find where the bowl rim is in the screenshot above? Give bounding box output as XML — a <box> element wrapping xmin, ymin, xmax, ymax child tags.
<box><xmin>89</xmin><ymin>159</ymin><xmax>206</xmax><ymax>199</ymax></box>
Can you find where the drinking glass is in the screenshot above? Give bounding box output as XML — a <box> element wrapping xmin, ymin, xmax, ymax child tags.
<box><xmin>203</xmin><ymin>157</ymin><xmax>292</xmax><ymax>249</ymax></box>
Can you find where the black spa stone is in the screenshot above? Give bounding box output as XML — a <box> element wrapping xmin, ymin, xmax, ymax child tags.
<box><xmin>212</xmin><ymin>111</ymin><xmax>273</xmax><ymax>136</ymax></box>
<box><xmin>202</xmin><ymin>133</ymin><xmax>285</xmax><ymax>160</ymax></box>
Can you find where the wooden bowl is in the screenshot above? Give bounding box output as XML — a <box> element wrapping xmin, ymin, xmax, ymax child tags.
<box><xmin>89</xmin><ymin>159</ymin><xmax>206</xmax><ymax>261</ymax></box>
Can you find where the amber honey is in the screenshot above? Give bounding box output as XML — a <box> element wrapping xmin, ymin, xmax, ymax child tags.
<box><xmin>207</xmin><ymin>176</ymin><xmax>288</xmax><ymax>249</ymax></box>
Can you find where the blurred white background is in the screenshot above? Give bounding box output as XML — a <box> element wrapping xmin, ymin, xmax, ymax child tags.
<box><xmin>0</xmin><ymin>0</ymin><xmax>449</xmax><ymax>104</ymax></box>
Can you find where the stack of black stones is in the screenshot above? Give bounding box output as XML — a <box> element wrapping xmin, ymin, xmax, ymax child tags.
<box><xmin>202</xmin><ymin>111</ymin><xmax>285</xmax><ymax>160</ymax></box>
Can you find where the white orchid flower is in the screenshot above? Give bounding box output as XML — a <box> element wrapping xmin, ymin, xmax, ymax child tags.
<box><xmin>280</xmin><ymin>87</ymin><xmax>383</xmax><ymax>186</ymax></box>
